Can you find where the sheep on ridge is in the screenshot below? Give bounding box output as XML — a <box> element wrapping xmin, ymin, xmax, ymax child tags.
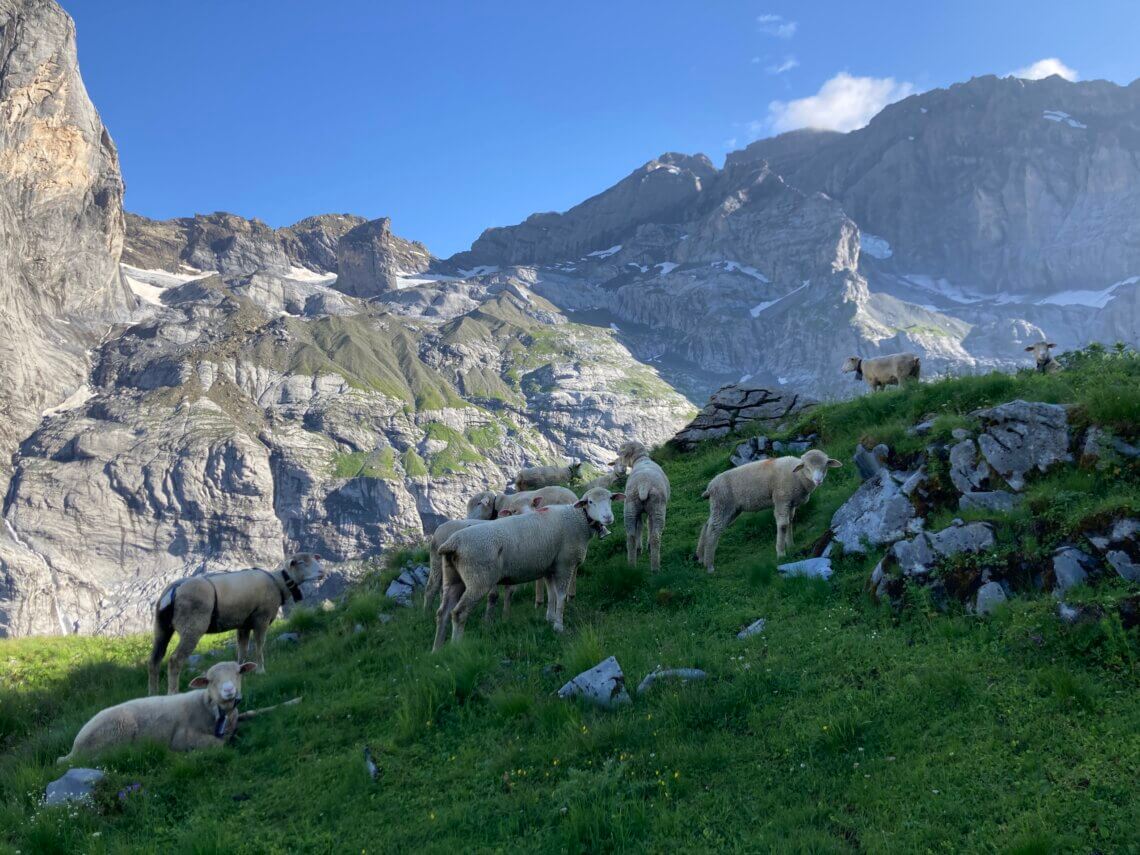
<box><xmin>611</xmin><ymin>440</ymin><xmax>670</xmax><ymax>573</ymax></box>
<box><xmin>514</xmin><ymin>461</ymin><xmax>582</xmax><ymax>491</ymax></box>
<box><xmin>149</xmin><ymin>553</ymin><xmax>323</xmax><ymax>695</ymax></box>
<box><xmin>59</xmin><ymin>661</ymin><xmax>257</xmax><ymax>762</ymax></box>
<box><xmin>1025</xmin><ymin>341</ymin><xmax>1062</xmax><ymax>374</ymax></box>
<box><xmin>432</xmin><ymin>487</ymin><xmax>623</xmax><ymax>650</ymax></box>
<box><xmin>842</xmin><ymin>352</ymin><xmax>921</xmax><ymax>391</ymax></box>
<box><xmin>697</xmin><ymin>449</ymin><xmax>841</xmax><ymax>572</ymax></box>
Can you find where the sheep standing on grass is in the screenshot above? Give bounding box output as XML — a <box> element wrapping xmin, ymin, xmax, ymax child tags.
<box><xmin>433</xmin><ymin>487</ymin><xmax>623</xmax><ymax>651</ymax></box>
<box><xmin>611</xmin><ymin>440</ymin><xmax>671</xmax><ymax>573</ymax></box>
<box><xmin>59</xmin><ymin>661</ymin><xmax>257</xmax><ymax>762</ymax></box>
<box><xmin>696</xmin><ymin>450</ymin><xmax>841</xmax><ymax>572</ymax></box>
<box><xmin>514</xmin><ymin>461</ymin><xmax>582</xmax><ymax>491</ymax></box>
<box><xmin>842</xmin><ymin>352</ymin><xmax>921</xmax><ymax>391</ymax></box>
<box><xmin>149</xmin><ymin>553</ymin><xmax>323</xmax><ymax>695</ymax></box>
<box><xmin>1025</xmin><ymin>341</ymin><xmax>1062</xmax><ymax>374</ymax></box>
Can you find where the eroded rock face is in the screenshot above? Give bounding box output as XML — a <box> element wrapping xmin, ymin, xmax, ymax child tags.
<box><xmin>870</xmin><ymin>520</ymin><xmax>996</xmax><ymax>601</ymax></box>
<box><xmin>671</xmin><ymin>382</ymin><xmax>815</xmax><ymax>450</ymax></box>
<box><xmin>333</xmin><ymin>218</ymin><xmax>432</xmax><ymax>297</ymax></box>
<box><xmin>972</xmin><ymin>401</ymin><xmax>1071</xmax><ymax>491</ymax></box>
<box><xmin>830</xmin><ymin>469</ymin><xmax>923</xmax><ymax>553</ymax></box>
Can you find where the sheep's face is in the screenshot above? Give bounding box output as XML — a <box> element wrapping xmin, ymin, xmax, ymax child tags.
<box><xmin>841</xmin><ymin>357</ymin><xmax>861</xmax><ymax>375</ymax></box>
<box><xmin>575</xmin><ymin>487</ymin><xmax>624</xmax><ymax>530</ymax></box>
<box><xmin>610</xmin><ymin>441</ymin><xmax>647</xmax><ymax>471</ymax></box>
<box><xmin>568</xmin><ymin>462</ymin><xmax>583</xmax><ymax>479</ymax></box>
<box><xmin>1024</xmin><ymin>342</ymin><xmax>1057</xmax><ymax>364</ymax></box>
<box><xmin>190</xmin><ymin>661</ymin><xmax>257</xmax><ymax>711</ymax></box>
<box><xmin>793</xmin><ymin>449</ymin><xmax>842</xmax><ymax>487</ymax></box>
<box><xmin>466</xmin><ymin>491</ymin><xmax>498</xmax><ymax>520</ymax></box>
<box><xmin>499</xmin><ymin>496</ymin><xmax>544</xmax><ymax>518</ymax></box>
<box><xmin>286</xmin><ymin>552</ymin><xmax>324</xmax><ymax>584</ymax></box>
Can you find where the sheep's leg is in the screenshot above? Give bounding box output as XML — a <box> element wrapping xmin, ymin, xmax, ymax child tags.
<box><xmin>424</xmin><ymin>552</ymin><xmax>442</xmax><ymax>612</ymax></box>
<box><xmin>236</xmin><ymin>628</ymin><xmax>251</xmax><ymax>665</ymax></box>
<box><xmin>252</xmin><ymin>624</ymin><xmax>269</xmax><ymax>673</ymax></box>
<box><xmin>648</xmin><ymin>505</ymin><xmax>666</xmax><ymax>574</ymax></box>
<box><xmin>551</xmin><ymin>573</ymin><xmax>572</xmax><ymax>633</ymax></box>
<box><xmin>695</xmin><ymin>520</ymin><xmax>708</xmax><ymax>565</ymax></box>
<box><xmin>450</xmin><ymin>580</ymin><xmax>493</xmax><ymax>644</ymax></box>
<box><xmin>167</xmin><ymin>625</ymin><xmax>205</xmax><ymax>695</ymax></box>
<box><xmin>775</xmin><ymin>506</ymin><xmax>792</xmax><ymax>558</ymax></box>
<box><xmin>625</xmin><ymin>501</ymin><xmax>643</xmax><ymax>566</ymax></box>
<box><xmin>501</xmin><ymin>584</ymin><xmax>513</xmax><ymax>621</ymax></box>
<box><xmin>700</xmin><ymin>505</ymin><xmax>738</xmax><ymax>574</ymax></box>
<box><xmin>171</xmin><ymin>728</ymin><xmax>224</xmax><ymax>752</ymax></box>
<box><xmin>433</xmin><ymin>583</ymin><xmax>463</xmax><ymax>652</ymax></box>
<box><xmin>568</xmin><ymin>567</ymin><xmax>577</xmax><ymax>599</ymax></box>
<box><xmin>484</xmin><ymin>587</ymin><xmax>499</xmax><ymax>624</ymax></box>
<box><xmin>148</xmin><ymin>622</ymin><xmax>174</xmax><ymax>696</ymax></box>
<box><xmin>543</xmin><ymin>577</ymin><xmax>557</xmax><ymax>623</ymax></box>
<box><xmin>534</xmin><ymin>579</ymin><xmax>545</xmax><ymax>608</ymax></box>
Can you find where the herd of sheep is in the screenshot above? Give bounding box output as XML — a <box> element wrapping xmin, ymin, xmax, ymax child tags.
<box><xmin>56</xmin><ymin>346</ymin><xmax>1063</xmax><ymax>763</ymax></box>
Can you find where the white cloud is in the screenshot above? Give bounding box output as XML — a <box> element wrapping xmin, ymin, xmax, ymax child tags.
<box><xmin>767</xmin><ymin>56</ymin><xmax>799</xmax><ymax>75</ymax></box>
<box><xmin>767</xmin><ymin>72</ymin><xmax>915</xmax><ymax>134</ymax></box>
<box><xmin>1009</xmin><ymin>57</ymin><xmax>1079</xmax><ymax>82</ymax></box>
<box><xmin>757</xmin><ymin>13</ymin><xmax>796</xmax><ymax>39</ymax></box>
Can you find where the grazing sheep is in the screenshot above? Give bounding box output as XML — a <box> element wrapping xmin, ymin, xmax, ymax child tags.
<box><xmin>466</xmin><ymin>491</ymin><xmax>499</xmax><ymax>520</ymax></box>
<box><xmin>1025</xmin><ymin>341</ymin><xmax>1062</xmax><ymax>374</ymax></box>
<box><xmin>611</xmin><ymin>441</ymin><xmax>670</xmax><ymax>573</ymax></box>
<box><xmin>842</xmin><ymin>352</ymin><xmax>921</xmax><ymax>391</ymax></box>
<box><xmin>59</xmin><ymin>661</ymin><xmax>257</xmax><ymax>762</ymax></box>
<box><xmin>697</xmin><ymin>449</ymin><xmax>841</xmax><ymax>572</ymax></box>
<box><xmin>514</xmin><ymin>461</ymin><xmax>582</xmax><ymax>491</ymax></box>
<box><xmin>433</xmin><ymin>487</ymin><xmax>623</xmax><ymax>650</ymax></box>
<box><xmin>582</xmin><ymin>470</ymin><xmax>621</xmax><ymax>492</ymax></box>
<box><xmin>496</xmin><ymin>485</ymin><xmax>579</xmax><ymax>518</ymax></box>
<box><xmin>149</xmin><ymin>553</ymin><xmax>323</xmax><ymax>695</ymax></box>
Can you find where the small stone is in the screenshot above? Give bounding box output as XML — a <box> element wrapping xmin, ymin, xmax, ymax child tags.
<box><xmin>1057</xmin><ymin>601</ymin><xmax>1082</xmax><ymax>624</ymax></box>
<box><xmin>1052</xmin><ymin>547</ymin><xmax>1096</xmax><ymax>596</ymax></box>
<box><xmin>951</xmin><ymin>428</ymin><xmax>971</xmax><ymax>440</ymax></box>
<box><xmin>737</xmin><ymin>618</ymin><xmax>766</xmax><ymax>639</ymax></box>
<box><xmin>45</xmin><ymin>768</ymin><xmax>105</xmax><ymax>806</ymax></box>
<box><xmin>908</xmin><ymin>419</ymin><xmax>935</xmax><ymax>436</ymax></box>
<box><xmin>637</xmin><ymin>667</ymin><xmax>708</xmax><ymax>695</ymax></box>
<box><xmin>276</xmin><ymin>632</ymin><xmax>300</xmax><ymax>644</ymax></box>
<box><xmin>975</xmin><ymin>582</ymin><xmax>1007</xmax><ymax>616</ymax></box>
<box><xmin>353</xmin><ymin>623</ymin><xmax>365</xmax><ymax>634</ymax></box>
<box><xmin>777</xmin><ymin>557</ymin><xmax>833</xmax><ymax>580</ymax></box>
<box><xmin>377</xmin><ymin>612</ymin><xmax>394</xmax><ymax>624</ymax></box>
<box><xmin>557</xmin><ymin>656</ymin><xmax>631</xmax><ymax>709</ymax></box>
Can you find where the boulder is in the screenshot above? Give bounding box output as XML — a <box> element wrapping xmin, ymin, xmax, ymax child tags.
<box><xmin>385</xmin><ymin>564</ymin><xmax>431</xmax><ymax>607</ymax></box>
<box><xmin>871</xmin><ymin>521</ymin><xmax>995</xmax><ymax>600</ymax></box>
<box><xmin>1051</xmin><ymin>547</ymin><xmax>1097</xmax><ymax>596</ymax></box>
<box><xmin>948</xmin><ymin>439</ymin><xmax>991</xmax><ymax>494</ymax></box>
<box><xmin>1085</xmin><ymin>519</ymin><xmax>1140</xmax><ymax>583</ymax></box>
<box><xmin>958</xmin><ymin>491</ymin><xmax>1020</xmax><ymax>514</ymax></box>
<box><xmin>830</xmin><ymin>470</ymin><xmax>921</xmax><ymax>553</ymax></box>
<box><xmin>972</xmin><ymin>401</ymin><xmax>1070</xmax><ymax>491</ymax></box>
<box><xmin>557</xmin><ymin>656</ymin><xmax>631</xmax><ymax>708</ymax></box>
<box><xmin>730</xmin><ymin>436</ymin><xmax>769</xmax><ymax>467</ymax></box>
<box><xmin>777</xmin><ymin>557</ymin><xmax>833</xmax><ymax>580</ymax></box>
<box><xmin>636</xmin><ymin>667</ymin><xmax>708</xmax><ymax>695</ymax></box>
<box><xmin>852</xmin><ymin>443</ymin><xmax>889</xmax><ymax>481</ymax></box>
<box><xmin>736</xmin><ymin>618</ymin><xmax>766</xmax><ymax>639</ymax></box>
<box><xmin>975</xmin><ymin>582</ymin><xmax>1007</xmax><ymax>615</ymax></box>
<box><xmin>671</xmin><ymin>384</ymin><xmax>815</xmax><ymax>451</ymax></box>
<box><xmin>45</xmin><ymin>768</ymin><xmax>105</xmax><ymax>806</ymax></box>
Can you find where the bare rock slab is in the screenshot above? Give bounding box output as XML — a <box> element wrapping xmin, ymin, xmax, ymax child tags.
<box><xmin>637</xmin><ymin>667</ymin><xmax>708</xmax><ymax>695</ymax></box>
<box><xmin>557</xmin><ymin>656</ymin><xmax>631</xmax><ymax>708</ymax></box>
<box><xmin>45</xmin><ymin>768</ymin><xmax>105</xmax><ymax>806</ymax></box>
<box><xmin>972</xmin><ymin>400</ymin><xmax>1070</xmax><ymax>491</ymax></box>
<box><xmin>777</xmin><ymin>557</ymin><xmax>833</xmax><ymax>580</ymax></box>
<box><xmin>736</xmin><ymin>618</ymin><xmax>766</xmax><ymax>639</ymax></box>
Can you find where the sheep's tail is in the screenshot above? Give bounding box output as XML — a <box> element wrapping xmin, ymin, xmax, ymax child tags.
<box><xmin>637</xmin><ymin>482</ymin><xmax>651</xmax><ymax>502</ymax></box>
<box><xmin>701</xmin><ymin>487</ymin><xmax>711</xmax><ymax>500</ymax></box>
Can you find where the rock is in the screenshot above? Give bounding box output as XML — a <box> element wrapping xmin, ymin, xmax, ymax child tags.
<box><xmin>958</xmin><ymin>491</ymin><xmax>1020</xmax><ymax>514</ymax></box>
<box><xmin>45</xmin><ymin>768</ymin><xmax>105</xmax><ymax>806</ymax></box>
<box><xmin>972</xmin><ymin>401</ymin><xmax>1070</xmax><ymax>491</ymax></box>
<box><xmin>951</xmin><ymin>428</ymin><xmax>971</xmax><ymax>441</ymax></box>
<box><xmin>852</xmin><ymin>443</ymin><xmax>888</xmax><ymax>481</ymax></box>
<box><xmin>276</xmin><ymin>632</ymin><xmax>300</xmax><ymax>645</ymax></box>
<box><xmin>672</xmin><ymin>384</ymin><xmax>816</xmax><ymax>451</ymax></box>
<box><xmin>1111</xmin><ymin>437</ymin><xmax>1140</xmax><ymax>459</ymax></box>
<box><xmin>777</xmin><ymin>557</ymin><xmax>833</xmax><ymax>580</ymax></box>
<box><xmin>1080</xmin><ymin>426</ymin><xmax>1104</xmax><ymax>464</ymax></box>
<box><xmin>909</xmin><ymin>419</ymin><xmax>935</xmax><ymax>437</ymax></box>
<box><xmin>949</xmin><ymin>439</ymin><xmax>991</xmax><ymax>494</ymax></box>
<box><xmin>353</xmin><ymin>623</ymin><xmax>365</xmax><ymax>634</ymax></box>
<box><xmin>872</xmin><ymin>521</ymin><xmax>996</xmax><ymax>600</ymax></box>
<box><xmin>1052</xmin><ymin>547</ymin><xmax>1097</xmax><ymax>596</ymax></box>
<box><xmin>636</xmin><ymin>667</ymin><xmax>708</xmax><ymax>695</ymax></box>
<box><xmin>385</xmin><ymin>565</ymin><xmax>431</xmax><ymax>607</ymax></box>
<box><xmin>377</xmin><ymin>613</ymin><xmax>394</xmax><ymax>624</ymax></box>
<box><xmin>333</xmin><ymin>217</ymin><xmax>432</xmax><ymax>297</ymax></box>
<box><xmin>1084</xmin><ymin>518</ymin><xmax>1140</xmax><ymax>583</ymax></box>
<box><xmin>736</xmin><ymin>618</ymin><xmax>767</xmax><ymax>639</ymax></box>
<box><xmin>1057</xmin><ymin>601</ymin><xmax>1083</xmax><ymax>624</ymax></box>
<box><xmin>730</xmin><ymin>436</ymin><xmax>768</xmax><ymax>467</ymax></box>
<box><xmin>974</xmin><ymin>582</ymin><xmax>1007</xmax><ymax>615</ymax></box>
<box><xmin>557</xmin><ymin>656</ymin><xmax>630</xmax><ymax>708</ymax></box>
<box><xmin>830</xmin><ymin>470</ymin><xmax>920</xmax><ymax>553</ymax></box>
<box><xmin>1106</xmin><ymin>551</ymin><xmax>1140</xmax><ymax>584</ymax></box>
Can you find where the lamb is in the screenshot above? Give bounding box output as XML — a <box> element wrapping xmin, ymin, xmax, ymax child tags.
<box><xmin>149</xmin><ymin>553</ymin><xmax>323</xmax><ymax>695</ymax></box>
<box><xmin>514</xmin><ymin>461</ymin><xmax>582</xmax><ymax>491</ymax></box>
<box><xmin>1025</xmin><ymin>341</ymin><xmax>1062</xmax><ymax>374</ymax></box>
<box><xmin>59</xmin><ymin>661</ymin><xmax>257</xmax><ymax>762</ymax></box>
<box><xmin>696</xmin><ymin>449</ymin><xmax>841</xmax><ymax>572</ymax></box>
<box><xmin>433</xmin><ymin>487</ymin><xmax>623</xmax><ymax>650</ymax></box>
<box><xmin>611</xmin><ymin>440</ymin><xmax>670</xmax><ymax>573</ymax></box>
<box><xmin>496</xmin><ymin>485</ymin><xmax>579</xmax><ymax>517</ymax></box>
<box><xmin>466</xmin><ymin>490</ymin><xmax>499</xmax><ymax>520</ymax></box>
<box><xmin>842</xmin><ymin>352</ymin><xmax>921</xmax><ymax>391</ymax></box>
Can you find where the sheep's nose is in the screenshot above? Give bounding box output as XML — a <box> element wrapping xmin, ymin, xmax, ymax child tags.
<box><xmin>813</xmin><ymin>472</ymin><xmax>825</xmax><ymax>485</ymax></box>
<box><xmin>221</xmin><ymin>682</ymin><xmax>236</xmax><ymax>699</ymax></box>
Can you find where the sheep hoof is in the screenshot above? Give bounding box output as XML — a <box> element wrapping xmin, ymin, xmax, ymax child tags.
<box><xmin>552</xmin><ymin>624</ymin><xmax>564</xmax><ymax>634</ymax></box>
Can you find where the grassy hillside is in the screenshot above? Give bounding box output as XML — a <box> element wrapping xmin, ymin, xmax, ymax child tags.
<box><xmin>2</xmin><ymin>350</ymin><xmax>1138</xmax><ymax>854</ymax></box>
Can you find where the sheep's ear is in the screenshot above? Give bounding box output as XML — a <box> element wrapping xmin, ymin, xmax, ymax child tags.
<box><xmin>498</xmin><ymin>509</ymin><xmax>513</xmax><ymax>517</ymax></box>
<box><xmin>610</xmin><ymin>492</ymin><xmax>626</xmax><ymax>501</ymax></box>
<box><xmin>238</xmin><ymin>662</ymin><xmax>258</xmax><ymax>674</ymax></box>
<box><xmin>289</xmin><ymin>558</ymin><xmax>298</xmax><ymax>567</ymax></box>
<box><xmin>827</xmin><ymin>458</ymin><xmax>842</xmax><ymax>468</ymax></box>
<box><xmin>793</xmin><ymin>462</ymin><xmax>805</xmax><ymax>472</ymax></box>
<box><xmin>1046</xmin><ymin>342</ymin><xmax>1057</xmax><ymax>348</ymax></box>
<box><xmin>189</xmin><ymin>676</ymin><xmax>209</xmax><ymax>689</ymax></box>
<box><xmin>574</xmin><ymin>498</ymin><xmax>588</xmax><ymax>508</ymax></box>
<box><xmin>531</xmin><ymin>496</ymin><xmax>545</xmax><ymax>507</ymax></box>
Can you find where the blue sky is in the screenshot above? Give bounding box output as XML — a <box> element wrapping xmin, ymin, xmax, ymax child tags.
<box><xmin>67</xmin><ymin>0</ymin><xmax>1139</xmax><ymax>257</ymax></box>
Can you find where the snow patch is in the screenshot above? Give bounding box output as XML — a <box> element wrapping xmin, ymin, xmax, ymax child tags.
<box><xmin>750</xmin><ymin>281</ymin><xmax>809</xmax><ymax>317</ymax></box>
<box><xmin>859</xmin><ymin>233</ymin><xmax>893</xmax><ymax>260</ymax></box>
<box><xmin>655</xmin><ymin>261</ymin><xmax>679</xmax><ymax>276</ymax></box>
<box><xmin>121</xmin><ymin>264</ymin><xmax>212</xmax><ymax>306</ymax></box>
<box><xmin>1036</xmin><ymin>276</ymin><xmax>1138</xmax><ymax>309</ymax></box>
<box><xmin>587</xmin><ymin>245</ymin><xmax>622</xmax><ymax>259</ymax></box>
<box><xmin>42</xmin><ymin>384</ymin><xmax>95</xmax><ymax>418</ymax></box>
<box><xmin>1043</xmin><ymin>109</ymin><xmax>1087</xmax><ymax>129</ymax></box>
<box><xmin>286</xmin><ymin>265</ymin><xmax>337</xmax><ymax>283</ymax></box>
<box><xmin>609</xmin><ymin>323</ymin><xmax>621</xmax><ymax>331</ymax></box>
<box><xmin>457</xmin><ymin>265</ymin><xmax>500</xmax><ymax>277</ymax></box>
<box><xmin>714</xmin><ymin>260</ymin><xmax>769</xmax><ymax>282</ymax></box>
<box><xmin>920</xmin><ymin>107</ymin><xmax>928</xmax><ymax>114</ymax></box>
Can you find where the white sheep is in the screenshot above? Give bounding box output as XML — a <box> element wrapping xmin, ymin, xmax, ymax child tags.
<box><xmin>842</xmin><ymin>352</ymin><xmax>921</xmax><ymax>391</ymax></box>
<box><xmin>611</xmin><ymin>440</ymin><xmax>670</xmax><ymax>573</ymax></box>
<box><xmin>59</xmin><ymin>661</ymin><xmax>257</xmax><ymax>762</ymax></box>
<box><xmin>514</xmin><ymin>461</ymin><xmax>582</xmax><ymax>491</ymax></box>
<box><xmin>432</xmin><ymin>487</ymin><xmax>623</xmax><ymax>650</ymax></box>
<box><xmin>1025</xmin><ymin>341</ymin><xmax>1062</xmax><ymax>374</ymax></box>
<box><xmin>466</xmin><ymin>491</ymin><xmax>499</xmax><ymax>520</ymax></box>
<box><xmin>496</xmin><ymin>485</ymin><xmax>579</xmax><ymax>517</ymax></box>
<box><xmin>149</xmin><ymin>553</ymin><xmax>323</xmax><ymax>695</ymax></box>
<box><xmin>697</xmin><ymin>449</ymin><xmax>841</xmax><ymax>572</ymax></box>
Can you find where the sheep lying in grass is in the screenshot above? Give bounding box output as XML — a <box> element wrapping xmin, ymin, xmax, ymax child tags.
<box><xmin>149</xmin><ymin>553</ymin><xmax>323</xmax><ymax>695</ymax></box>
<box><xmin>611</xmin><ymin>440</ymin><xmax>670</xmax><ymax>573</ymax></box>
<box><xmin>842</xmin><ymin>352</ymin><xmax>921</xmax><ymax>391</ymax></box>
<box><xmin>433</xmin><ymin>487</ymin><xmax>623</xmax><ymax>650</ymax></box>
<box><xmin>59</xmin><ymin>661</ymin><xmax>257</xmax><ymax>762</ymax></box>
<box><xmin>1025</xmin><ymin>341</ymin><xmax>1062</xmax><ymax>374</ymax></box>
<box><xmin>697</xmin><ymin>449</ymin><xmax>841</xmax><ymax>572</ymax></box>
<box><xmin>515</xmin><ymin>461</ymin><xmax>582</xmax><ymax>491</ymax></box>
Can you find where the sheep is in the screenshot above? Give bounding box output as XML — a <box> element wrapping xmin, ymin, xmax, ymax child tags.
<box><xmin>696</xmin><ymin>449</ymin><xmax>841</xmax><ymax>572</ymax></box>
<box><xmin>581</xmin><ymin>470</ymin><xmax>621</xmax><ymax>492</ymax></box>
<box><xmin>514</xmin><ymin>461</ymin><xmax>582</xmax><ymax>491</ymax></box>
<box><xmin>842</xmin><ymin>352</ymin><xmax>921</xmax><ymax>391</ymax></box>
<box><xmin>611</xmin><ymin>440</ymin><xmax>670</xmax><ymax>573</ymax></box>
<box><xmin>432</xmin><ymin>487</ymin><xmax>623</xmax><ymax>650</ymax></box>
<box><xmin>59</xmin><ymin>661</ymin><xmax>257</xmax><ymax>762</ymax></box>
<box><xmin>496</xmin><ymin>485</ymin><xmax>579</xmax><ymax>518</ymax></box>
<box><xmin>466</xmin><ymin>490</ymin><xmax>499</xmax><ymax>520</ymax></box>
<box><xmin>148</xmin><ymin>553</ymin><xmax>323</xmax><ymax>695</ymax></box>
<box><xmin>1025</xmin><ymin>341</ymin><xmax>1062</xmax><ymax>374</ymax></box>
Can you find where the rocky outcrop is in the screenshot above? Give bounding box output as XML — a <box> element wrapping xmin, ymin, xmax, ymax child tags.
<box><xmin>333</xmin><ymin>217</ymin><xmax>432</xmax><ymax>297</ymax></box>
<box><xmin>870</xmin><ymin>520</ymin><xmax>997</xmax><ymax>602</ymax></box>
<box><xmin>671</xmin><ymin>382</ymin><xmax>815</xmax><ymax>450</ymax></box>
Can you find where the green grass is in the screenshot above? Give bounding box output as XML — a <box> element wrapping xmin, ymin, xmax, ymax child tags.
<box><xmin>423</xmin><ymin>422</ymin><xmax>485</xmax><ymax>476</ymax></box>
<box><xmin>330</xmin><ymin>447</ymin><xmax>398</xmax><ymax>480</ymax></box>
<box><xmin>2</xmin><ymin>352</ymin><xmax>1138</xmax><ymax>853</ymax></box>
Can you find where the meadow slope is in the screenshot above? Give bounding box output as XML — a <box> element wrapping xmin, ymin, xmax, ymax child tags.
<box><xmin>2</xmin><ymin>348</ymin><xmax>1139</xmax><ymax>854</ymax></box>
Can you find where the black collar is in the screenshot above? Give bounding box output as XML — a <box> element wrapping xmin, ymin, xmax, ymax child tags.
<box><xmin>282</xmin><ymin>573</ymin><xmax>304</xmax><ymax>603</ymax></box>
<box><xmin>580</xmin><ymin>505</ymin><xmax>610</xmax><ymax>538</ymax></box>
<box><xmin>211</xmin><ymin>698</ymin><xmax>239</xmax><ymax>738</ymax></box>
